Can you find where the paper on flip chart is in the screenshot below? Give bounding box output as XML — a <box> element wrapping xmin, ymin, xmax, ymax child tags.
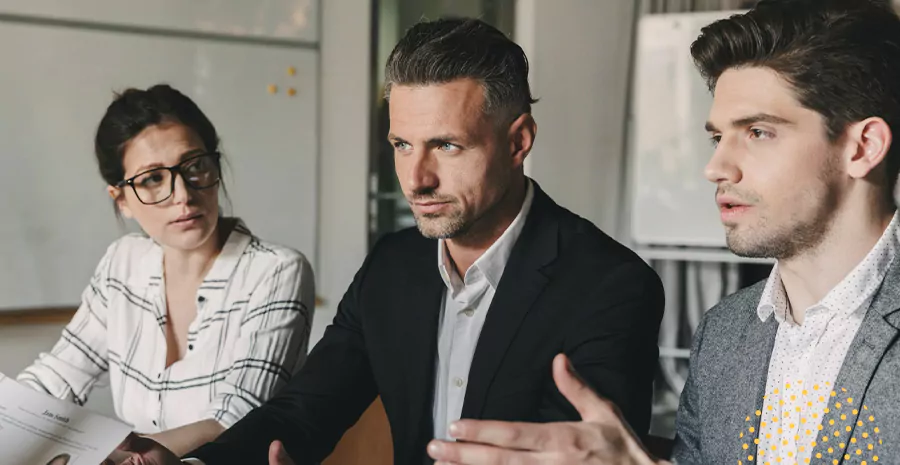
<box><xmin>0</xmin><ymin>372</ymin><xmax>132</xmax><ymax>465</ymax></box>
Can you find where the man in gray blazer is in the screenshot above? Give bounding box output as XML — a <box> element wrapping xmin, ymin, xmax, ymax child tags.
<box><xmin>426</xmin><ymin>1</ymin><xmax>900</xmax><ymax>464</ymax></box>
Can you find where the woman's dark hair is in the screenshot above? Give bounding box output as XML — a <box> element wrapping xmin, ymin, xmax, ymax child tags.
<box><xmin>691</xmin><ymin>0</ymin><xmax>900</xmax><ymax>204</ymax></box>
<box><xmin>94</xmin><ymin>84</ymin><xmax>229</xmax><ymax>214</ymax></box>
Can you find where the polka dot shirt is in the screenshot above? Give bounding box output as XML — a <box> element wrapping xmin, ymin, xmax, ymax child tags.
<box><xmin>754</xmin><ymin>213</ymin><xmax>899</xmax><ymax>464</ymax></box>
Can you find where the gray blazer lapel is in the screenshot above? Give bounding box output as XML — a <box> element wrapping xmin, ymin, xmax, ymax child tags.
<box><xmin>708</xmin><ymin>286</ymin><xmax>779</xmax><ymax>464</ymax></box>
<box><xmin>810</xmin><ymin>260</ymin><xmax>900</xmax><ymax>463</ymax></box>
<box><xmin>729</xmin><ymin>315</ymin><xmax>779</xmax><ymax>463</ymax></box>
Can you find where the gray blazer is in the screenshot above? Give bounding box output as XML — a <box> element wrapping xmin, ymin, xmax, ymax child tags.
<box><xmin>672</xmin><ymin>259</ymin><xmax>900</xmax><ymax>464</ymax></box>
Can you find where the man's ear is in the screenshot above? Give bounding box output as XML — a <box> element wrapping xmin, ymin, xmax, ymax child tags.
<box><xmin>506</xmin><ymin>113</ymin><xmax>537</xmax><ymax>170</ymax></box>
<box><xmin>845</xmin><ymin>117</ymin><xmax>892</xmax><ymax>179</ymax></box>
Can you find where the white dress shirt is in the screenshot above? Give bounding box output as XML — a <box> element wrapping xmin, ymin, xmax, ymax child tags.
<box><xmin>18</xmin><ymin>220</ymin><xmax>314</xmax><ymax>433</ymax></box>
<box><xmin>755</xmin><ymin>212</ymin><xmax>899</xmax><ymax>464</ymax></box>
<box><xmin>431</xmin><ymin>180</ymin><xmax>535</xmax><ymax>440</ymax></box>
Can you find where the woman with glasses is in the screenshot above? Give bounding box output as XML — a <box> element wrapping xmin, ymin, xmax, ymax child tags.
<box><xmin>16</xmin><ymin>84</ymin><xmax>315</xmax><ymax>458</ymax></box>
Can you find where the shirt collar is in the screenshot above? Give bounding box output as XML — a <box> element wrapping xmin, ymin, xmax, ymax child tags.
<box><xmin>202</xmin><ymin>219</ymin><xmax>254</xmax><ymax>286</ymax></box>
<box><xmin>757</xmin><ymin>210</ymin><xmax>900</xmax><ymax>324</ymax></box>
<box><xmin>756</xmin><ymin>263</ymin><xmax>792</xmax><ymax>324</ymax></box>
<box><xmin>438</xmin><ymin>179</ymin><xmax>535</xmax><ymax>293</ymax></box>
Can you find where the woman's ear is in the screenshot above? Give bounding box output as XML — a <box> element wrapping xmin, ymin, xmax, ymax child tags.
<box><xmin>107</xmin><ymin>185</ymin><xmax>133</xmax><ymax>219</ymax></box>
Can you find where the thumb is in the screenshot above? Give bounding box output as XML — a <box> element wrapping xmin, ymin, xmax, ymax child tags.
<box><xmin>269</xmin><ymin>440</ymin><xmax>295</xmax><ymax>465</ymax></box>
<box><xmin>552</xmin><ymin>353</ymin><xmax>612</xmax><ymax>422</ymax></box>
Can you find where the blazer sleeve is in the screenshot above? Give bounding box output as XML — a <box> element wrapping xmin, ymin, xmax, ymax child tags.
<box><xmin>186</xmin><ymin>244</ymin><xmax>382</xmax><ymax>465</ymax></box>
<box><xmin>537</xmin><ymin>260</ymin><xmax>665</xmax><ymax>438</ymax></box>
<box><xmin>671</xmin><ymin>311</ymin><xmax>711</xmax><ymax>464</ymax></box>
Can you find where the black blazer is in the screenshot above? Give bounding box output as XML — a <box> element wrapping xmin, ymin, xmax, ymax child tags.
<box><xmin>190</xmin><ymin>182</ymin><xmax>665</xmax><ymax>465</ymax></box>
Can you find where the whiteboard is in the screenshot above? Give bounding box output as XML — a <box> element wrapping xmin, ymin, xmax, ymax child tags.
<box><xmin>0</xmin><ymin>21</ymin><xmax>318</xmax><ymax>310</ymax></box>
<box><xmin>628</xmin><ymin>11</ymin><xmax>744</xmax><ymax>248</ymax></box>
<box><xmin>0</xmin><ymin>0</ymin><xmax>318</xmax><ymax>43</ymax></box>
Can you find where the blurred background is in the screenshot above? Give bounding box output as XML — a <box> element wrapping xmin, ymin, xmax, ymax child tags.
<box><xmin>0</xmin><ymin>0</ymin><xmax>864</xmax><ymax>462</ymax></box>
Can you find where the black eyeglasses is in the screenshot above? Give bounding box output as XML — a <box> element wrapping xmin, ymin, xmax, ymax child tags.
<box><xmin>116</xmin><ymin>152</ymin><xmax>221</xmax><ymax>205</ymax></box>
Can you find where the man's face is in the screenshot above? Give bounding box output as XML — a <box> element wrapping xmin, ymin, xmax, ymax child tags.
<box><xmin>705</xmin><ymin>67</ymin><xmax>845</xmax><ymax>259</ymax></box>
<box><xmin>388</xmin><ymin>79</ymin><xmax>519</xmax><ymax>239</ymax></box>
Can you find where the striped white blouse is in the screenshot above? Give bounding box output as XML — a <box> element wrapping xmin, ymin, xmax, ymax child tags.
<box><xmin>17</xmin><ymin>220</ymin><xmax>314</xmax><ymax>433</ymax></box>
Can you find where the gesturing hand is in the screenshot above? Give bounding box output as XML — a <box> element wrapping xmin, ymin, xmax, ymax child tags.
<box><xmin>426</xmin><ymin>354</ymin><xmax>669</xmax><ymax>465</ymax></box>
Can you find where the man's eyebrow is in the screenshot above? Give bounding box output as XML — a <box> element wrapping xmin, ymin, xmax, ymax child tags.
<box><xmin>706</xmin><ymin>113</ymin><xmax>794</xmax><ymax>132</ymax></box>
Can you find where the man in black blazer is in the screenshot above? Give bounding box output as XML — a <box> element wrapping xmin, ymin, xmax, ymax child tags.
<box><xmin>117</xmin><ymin>17</ymin><xmax>664</xmax><ymax>465</ymax></box>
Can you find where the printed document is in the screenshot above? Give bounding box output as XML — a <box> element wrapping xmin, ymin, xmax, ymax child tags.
<box><xmin>0</xmin><ymin>372</ymin><xmax>131</xmax><ymax>465</ymax></box>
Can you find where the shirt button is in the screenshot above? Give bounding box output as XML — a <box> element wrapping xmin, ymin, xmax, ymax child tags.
<box><xmin>188</xmin><ymin>344</ymin><xmax>194</xmax><ymax>351</ymax></box>
<box><xmin>463</xmin><ymin>308</ymin><xmax>474</xmax><ymax>317</ymax></box>
<box><xmin>453</xmin><ymin>377</ymin><xmax>465</xmax><ymax>388</ymax></box>
<box><xmin>197</xmin><ymin>295</ymin><xmax>206</xmax><ymax>302</ymax></box>
<box><xmin>152</xmin><ymin>420</ymin><xmax>157</xmax><ymax>426</ymax></box>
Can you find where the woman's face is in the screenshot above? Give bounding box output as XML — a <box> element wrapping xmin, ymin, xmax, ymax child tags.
<box><xmin>108</xmin><ymin>123</ymin><xmax>220</xmax><ymax>251</ymax></box>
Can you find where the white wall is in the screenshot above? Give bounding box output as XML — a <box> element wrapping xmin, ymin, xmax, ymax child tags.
<box><xmin>518</xmin><ymin>0</ymin><xmax>638</xmax><ymax>240</ymax></box>
<box><xmin>310</xmin><ymin>0</ymin><xmax>372</xmax><ymax>344</ymax></box>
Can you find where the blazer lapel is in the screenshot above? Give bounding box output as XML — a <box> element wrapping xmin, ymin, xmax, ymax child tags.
<box><xmin>719</xmin><ymin>307</ymin><xmax>779</xmax><ymax>463</ymax></box>
<box><xmin>398</xmin><ymin>240</ymin><xmax>446</xmax><ymax>444</ymax></box>
<box><xmin>461</xmin><ymin>187</ymin><xmax>558</xmax><ymax>419</ymax></box>
<box><xmin>810</xmin><ymin>260</ymin><xmax>900</xmax><ymax>463</ymax></box>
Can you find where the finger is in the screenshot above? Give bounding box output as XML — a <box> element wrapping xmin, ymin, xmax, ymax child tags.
<box><xmin>269</xmin><ymin>440</ymin><xmax>295</xmax><ymax>465</ymax></box>
<box><xmin>269</xmin><ymin>440</ymin><xmax>282</xmax><ymax>465</ymax></box>
<box><xmin>552</xmin><ymin>353</ymin><xmax>610</xmax><ymax>422</ymax></box>
<box><xmin>448</xmin><ymin>419</ymin><xmax>556</xmax><ymax>451</ymax></box>
<box><xmin>428</xmin><ymin>439</ymin><xmax>540</xmax><ymax>465</ymax></box>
